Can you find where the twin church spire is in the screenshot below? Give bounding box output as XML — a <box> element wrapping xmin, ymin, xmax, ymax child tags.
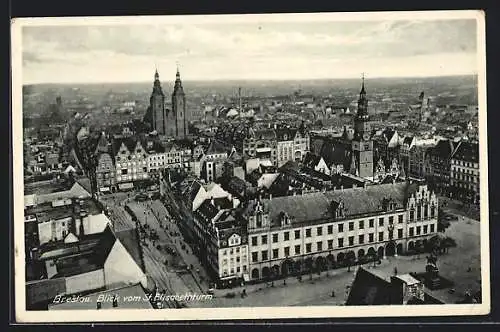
<box><xmin>147</xmin><ymin>65</ymin><xmax>187</xmax><ymax>138</ymax></box>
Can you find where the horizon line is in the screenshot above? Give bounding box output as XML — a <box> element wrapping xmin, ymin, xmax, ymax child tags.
<box><xmin>23</xmin><ymin>73</ymin><xmax>478</xmax><ymax>86</ymax></box>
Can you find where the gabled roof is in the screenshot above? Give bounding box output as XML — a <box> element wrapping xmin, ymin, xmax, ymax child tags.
<box><xmin>279</xmin><ymin>160</ymin><xmax>301</xmax><ymax>172</ymax></box>
<box><xmin>451</xmin><ymin>140</ymin><xmax>479</xmax><ymax>163</ymax></box>
<box><xmin>205</xmin><ymin>139</ymin><xmax>229</xmax><ymax>155</ymax></box>
<box><xmin>38</xmin><ymin>225</ymin><xmax>117</xmax><ymax>278</ymax></box>
<box><xmin>111</xmin><ymin>136</ymin><xmax>148</xmax><ymax>156</ymax></box>
<box><xmin>303</xmin><ymin>152</ymin><xmax>323</xmax><ymax>169</ymax></box>
<box><xmin>346</xmin><ymin>267</ymin><xmax>393</xmax><ymax>305</ymax></box>
<box><xmin>320</xmin><ymin>139</ymin><xmax>351</xmax><ymax>170</ymax></box>
<box><xmin>249</xmin><ymin>128</ymin><xmax>276</xmax><ymax>140</ymax></box>
<box><xmin>275</xmin><ymin>127</ymin><xmax>298</xmax><ymax>142</ymax></box>
<box><xmin>427</xmin><ymin>139</ymin><xmax>455</xmax><ymax>159</ymax></box>
<box><xmin>259</xmin><ymin>182</ymin><xmax>414</xmax><ymax>227</ymax></box>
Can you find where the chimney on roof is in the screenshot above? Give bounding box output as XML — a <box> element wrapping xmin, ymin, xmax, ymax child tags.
<box><xmin>341</xmin><ymin>185</ymin><xmax>344</xmax><ymax>192</ymax></box>
<box><xmin>269</xmin><ymin>193</ymin><xmax>272</xmax><ymax>200</ymax></box>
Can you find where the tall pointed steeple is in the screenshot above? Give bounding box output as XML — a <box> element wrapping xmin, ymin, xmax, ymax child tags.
<box><xmin>357</xmin><ymin>73</ymin><xmax>368</xmax><ymax>117</ymax></box>
<box><xmin>148</xmin><ymin>68</ymin><xmax>166</xmax><ymax>134</ymax></box>
<box><xmin>153</xmin><ymin>68</ymin><xmax>163</xmax><ymax>95</ymax></box>
<box><xmin>174</xmin><ymin>64</ymin><xmax>183</xmax><ymax>92</ymax></box>
<box><xmin>172</xmin><ymin>63</ymin><xmax>187</xmax><ymax>138</ymax></box>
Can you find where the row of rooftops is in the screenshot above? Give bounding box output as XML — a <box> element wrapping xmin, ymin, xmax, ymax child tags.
<box><xmin>36</xmin><ymin>225</ymin><xmax>116</xmax><ymax>278</ymax></box>
<box><xmin>216</xmin><ymin>122</ymin><xmax>309</xmax><ymax>145</ymax></box>
<box><xmin>25</xmin><ymin>197</ymin><xmax>101</xmax><ymax>223</ymax></box>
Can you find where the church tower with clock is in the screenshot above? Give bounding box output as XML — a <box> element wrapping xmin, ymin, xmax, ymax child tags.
<box><xmin>351</xmin><ymin>75</ymin><xmax>374</xmax><ymax>179</ymax></box>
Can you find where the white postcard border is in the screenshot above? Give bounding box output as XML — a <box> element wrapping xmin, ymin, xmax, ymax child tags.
<box><xmin>12</xmin><ymin>10</ymin><xmax>490</xmax><ymax>322</ymax></box>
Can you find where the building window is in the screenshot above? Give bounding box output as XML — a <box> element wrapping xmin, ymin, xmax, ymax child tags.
<box><xmin>398</xmin><ymin>229</ymin><xmax>403</xmax><ymax>238</ymax></box>
<box><xmin>252</xmin><ymin>252</ymin><xmax>258</xmax><ymax>262</ymax></box>
<box><xmin>121</xmin><ymin>169</ymin><xmax>128</xmax><ymax>175</ymax></box>
<box><xmin>251</xmin><ymin>236</ymin><xmax>257</xmax><ymax>246</ymax></box>
<box><xmin>338</xmin><ymin>223</ymin><xmax>344</xmax><ymax>233</ymax></box>
<box><xmin>431</xmin><ymin>206</ymin><xmax>436</xmax><ymax>218</ymax></box>
<box><xmin>237</xmin><ymin>266</ymin><xmax>240</xmax><ymax>273</ymax></box>
<box><xmin>398</xmin><ymin>214</ymin><xmax>404</xmax><ymax>223</ymax></box>
<box><xmin>327</xmin><ymin>225</ymin><xmax>333</xmax><ymax>234</ymax></box>
<box><xmin>430</xmin><ymin>224</ymin><xmax>435</xmax><ymax>233</ymax></box>
<box><xmin>416</xmin><ymin>226</ymin><xmax>421</xmax><ymax>235</ymax></box>
<box><xmin>369</xmin><ymin>219</ymin><xmax>374</xmax><ymax>227</ymax></box>
<box><xmin>379</xmin><ymin>218</ymin><xmax>384</xmax><ymax>226</ymax></box>
<box><xmin>389</xmin><ymin>216</ymin><xmax>394</xmax><ymax>224</ymax></box>
<box><xmin>295</xmin><ymin>230</ymin><xmax>300</xmax><ymax>239</ymax></box>
<box><xmin>369</xmin><ymin>233</ymin><xmax>374</xmax><ymax>243</ymax></box>
<box><xmin>348</xmin><ymin>222</ymin><xmax>354</xmax><ymax>231</ymax></box>
<box><xmin>317</xmin><ymin>227</ymin><xmax>323</xmax><ymax>236</ymax></box>
<box><xmin>294</xmin><ymin>245</ymin><xmax>301</xmax><ymax>255</ymax></box>
<box><xmin>423</xmin><ymin>225</ymin><xmax>428</xmax><ymax>234</ymax></box>
<box><xmin>359</xmin><ymin>220</ymin><xmax>364</xmax><ymax>229</ymax></box>
<box><xmin>284</xmin><ymin>231</ymin><xmax>290</xmax><ymax>241</ymax></box>
<box><xmin>284</xmin><ymin>247</ymin><xmax>290</xmax><ymax>257</ymax></box>
<box><xmin>358</xmin><ymin>235</ymin><xmax>364</xmax><ymax>244</ymax></box>
<box><xmin>272</xmin><ymin>233</ymin><xmax>278</xmax><ymax>243</ymax></box>
<box><xmin>261</xmin><ymin>235</ymin><xmax>267</xmax><ymax>244</ymax></box>
<box><xmin>261</xmin><ymin>250</ymin><xmax>268</xmax><ymax>261</ymax></box>
<box><xmin>328</xmin><ymin>239</ymin><xmax>333</xmax><ymax>249</ymax></box>
<box><xmin>306</xmin><ymin>243</ymin><xmax>312</xmax><ymax>253</ymax></box>
<box><xmin>348</xmin><ymin>236</ymin><xmax>354</xmax><ymax>246</ymax></box>
<box><xmin>410</xmin><ymin>210</ymin><xmax>415</xmax><ymax>221</ymax></box>
<box><xmin>378</xmin><ymin>232</ymin><xmax>384</xmax><ymax>241</ymax></box>
<box><xmin>338</xmin><ymin>238</ymin><xmax>344</xmax><ymax>248</ymax></box>
<box><xmin>317</xmin><ymin>241</ymin><xmax>323</xmax><ymax>251</ymax></box>
<box><xmin>417</xmin><ymin>207</ymin><xmax>421</xmax><ymax>220</ymax></box>
<box><xmin>272</xmin><ymin>249</ymin><xmax>279</xmax><ymax>259</ymax></box>
<box><xmin>306</xmin><ymin>228</ymin><xmax>311</xmax><ymax>237</ymax></box>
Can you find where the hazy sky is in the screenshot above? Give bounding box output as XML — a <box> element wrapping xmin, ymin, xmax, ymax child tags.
<box><xmin>20</xmin><ymin>15</ymin><xmax>479</xmax><ymax>84</ymax></box>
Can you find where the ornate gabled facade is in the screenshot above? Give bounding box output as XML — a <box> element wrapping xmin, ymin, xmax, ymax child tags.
<box><xmin>242</xmin><ymin>182</ymin><xmax>438</xmax><ymax>282</ymax></box>
<box><xmin>112</xmin><ymin>137</ymin><xmax>149</xmax><ymax>190</ymax></box>
<box><xmin>94</xmin><ymin>132</ymin><xmax>116</xmax><ymax>193</ymax></box>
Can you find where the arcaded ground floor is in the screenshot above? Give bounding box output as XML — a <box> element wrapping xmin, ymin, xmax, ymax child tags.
<box><xmin>189</xmin><ymin>215</ymin><xmax>481</xmax><ymax>307</ymax></box>
<box><xmin>246</xmin><ymin>235</ymin><xmax>435</xmax><ymax>283</ymax></box>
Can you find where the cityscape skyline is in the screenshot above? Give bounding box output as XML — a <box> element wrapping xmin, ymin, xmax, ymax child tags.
<box><xmin>20</xmin><ymin>14</ymin><xmax>480</xmax><ymax>84</ymax></box>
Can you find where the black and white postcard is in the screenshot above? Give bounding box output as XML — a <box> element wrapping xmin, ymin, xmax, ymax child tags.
<box><xmin>11</xmin><ymin>10</ymin><xmax>489</xmax><ymax>322</ymax></box>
